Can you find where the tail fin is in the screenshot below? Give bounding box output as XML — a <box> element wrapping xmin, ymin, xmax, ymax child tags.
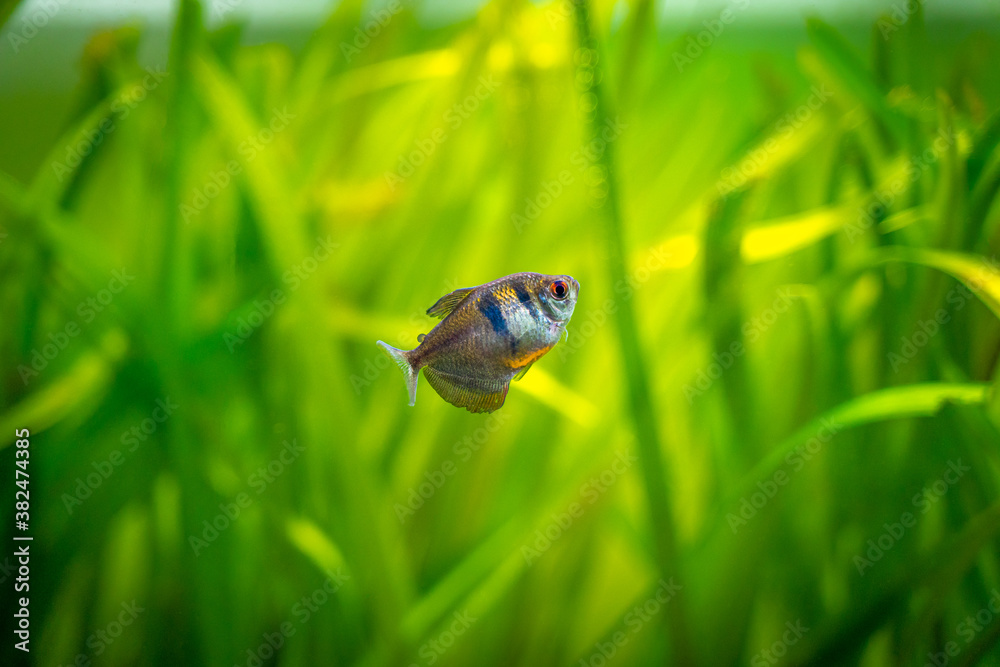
<box><xmin>376</xmin><ymin>341</ymin><xmax>418</xmax><ymax>406</ymax></box>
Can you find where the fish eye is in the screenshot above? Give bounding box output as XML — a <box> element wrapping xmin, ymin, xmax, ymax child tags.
<box><xmin>550</xmin><ymin>280</ymin><xmax>569</xmax><ymax>300</ymax></box>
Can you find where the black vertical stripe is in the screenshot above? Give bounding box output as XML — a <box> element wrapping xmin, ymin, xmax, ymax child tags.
<box><xmin>513</xmin><ymin>283</ymin><xmax>540</xmax><ymax>320</ymax></box>
<box><xmin>477</xmin><ymin>294</ymin><xmax>509</xmax><ymax>338</ymax></box>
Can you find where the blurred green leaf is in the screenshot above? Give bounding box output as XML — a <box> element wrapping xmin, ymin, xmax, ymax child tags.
<box><xmin>741</xmin><ymin>205</ymin><xmax>850</xmax><ymax>263</ymax></box>
<box><xmin>879</xmin><ymin>247</ymin><xmax>1000</xmax><ymax>319</ymax></box>
<box><xmin>806</xmin><ymin>17</ymin><xmax>906</xmax><ymax>143</ymax></box>
<box><xmin>727</xmin><ymin>383</ymin><xmax>988</xmax><ymax>510</ymax></box>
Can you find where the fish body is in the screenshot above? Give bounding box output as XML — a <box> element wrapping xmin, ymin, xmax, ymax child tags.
<box><xmin>377</xmin><ymin>272</ymin><xmax>580</xmax><ymax>413</ymax></box>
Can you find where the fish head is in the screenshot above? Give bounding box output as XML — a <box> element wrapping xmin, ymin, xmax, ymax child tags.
<box><xmin>533</xmin><ymin>274</ymin><xmax>580</xmax><ymax>323</ymax></box>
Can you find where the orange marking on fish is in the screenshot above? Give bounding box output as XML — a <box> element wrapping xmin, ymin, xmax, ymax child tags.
<box><xmin>506</xmin><ymin>344</ymin><xmax>553</xmax><ymax>369</ymax></box>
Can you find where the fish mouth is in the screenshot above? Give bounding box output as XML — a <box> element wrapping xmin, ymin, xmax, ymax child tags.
<box><xmin>567</xmin><ymin>276</ymin><xmax>580</xmax><ymax>295</ymax></box>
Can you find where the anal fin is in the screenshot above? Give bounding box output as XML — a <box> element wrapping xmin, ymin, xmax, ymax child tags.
<box><xmin>423</xmin><ymin>366</ymin><xmax>509</xmax><ymax>413</ymax></box>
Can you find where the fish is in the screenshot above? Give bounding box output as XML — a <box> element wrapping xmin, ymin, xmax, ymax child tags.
<box><xmin>377</xmin><ymin>272</ymin><xmax>580</xmax><ymax>413</ymax></box>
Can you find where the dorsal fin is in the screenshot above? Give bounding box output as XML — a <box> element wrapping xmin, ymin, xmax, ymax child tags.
<box><xmin>426</xmin><ymin>287</ymin><xmax>474</xmax><ymax>319</ymax></box>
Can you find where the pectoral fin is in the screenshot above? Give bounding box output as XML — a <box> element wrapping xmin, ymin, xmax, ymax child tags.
<box><xmin>423</xmin><ymin>366</ymin><xmax>509</xmax><ymax>413</ymax></box>
<box><xmin>513</xmin><ymin>362</ymin><xmax>533</xmax><ymax>381</ymax></box>
<box><xmin>427</xmin><ymin>288</ymin><xmax>474</xmax><ymax>319</ymax></box>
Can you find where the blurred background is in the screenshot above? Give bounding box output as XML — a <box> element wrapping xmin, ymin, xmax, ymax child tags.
<box><xmin>3</xmin><ymin>0</ymin><xmax>1000</xmax><ymax>665</ymax></box>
